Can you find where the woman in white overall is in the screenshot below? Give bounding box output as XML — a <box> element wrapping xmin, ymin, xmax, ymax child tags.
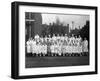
<box><xmin>26</xmin><ymin>39</ymin><xmax>32</xmax><ymax>53</ymax></box>
<box><xmin>83</xmin><ymin>38</ymin><xmax>88</xmax><ymax>52</ymax></box>
<box><xmin>31</xmin><ymin>39</ymin><xmax>37</xmax><ymax>55</ymax></box>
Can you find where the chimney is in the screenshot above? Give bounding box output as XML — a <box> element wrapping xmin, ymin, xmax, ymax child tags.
<box><xmin>72</xmin><ymin>21</ymin><xmax>74</xmax><ymax>30</ymax></box>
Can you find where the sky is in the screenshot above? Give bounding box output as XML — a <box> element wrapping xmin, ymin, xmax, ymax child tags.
<box><xmin>42</xmin><ymin>13</ymin><xmax>89</xmax><ymax>29</ymax></box>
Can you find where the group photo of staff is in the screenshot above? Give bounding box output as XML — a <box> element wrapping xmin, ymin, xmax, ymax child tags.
<box><xmin>26</xmin><ymin>34</ymin><xmax>88</xmax><ymax>57</ymax></box>
<box><xmin>25</xmin><ymin>12</ymin><xmax>90</xmax><ymax>68</ymax></box>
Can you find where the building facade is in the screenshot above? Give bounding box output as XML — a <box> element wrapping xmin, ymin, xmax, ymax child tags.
<box><xmin>25</xmin><ymin>12</ymin><xmax>42</xmax><ymax>41</ymax></box>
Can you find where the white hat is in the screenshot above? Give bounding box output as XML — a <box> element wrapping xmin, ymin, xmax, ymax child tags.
<box><xmin>34</xmin><ymin>34</ymin><xmax>39</xmax><ymax>39</ymax></box>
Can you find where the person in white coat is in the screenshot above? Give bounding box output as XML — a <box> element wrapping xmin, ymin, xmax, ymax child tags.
<box><xmin>77</xmin><ymin>35</ymin><xmax>82</xmax><ymax>53</ymax></box>
<box><xmin>83</xmin><ymin>38</ymin><xmax>88</xmax><ymax>52</ymax></box>
<box><xmin>26</xmin><ymin>39</ymin><xmax>32</xmax><ymax>53</ymax></box>
<box><xmin>52</xmin><ymin>34</ymin><xmax>57</xmax><ymax>42</ymax></box>
<box><xmin>31</xmin><ymin>39</ymin><xmax>36</xmax><ymax>55</ymax></box>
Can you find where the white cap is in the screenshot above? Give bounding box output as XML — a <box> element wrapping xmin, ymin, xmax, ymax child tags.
<box><xmin>34</xmin><ymin>34</ymin><xmax>39</xmax><ymax>39</ymax></box>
